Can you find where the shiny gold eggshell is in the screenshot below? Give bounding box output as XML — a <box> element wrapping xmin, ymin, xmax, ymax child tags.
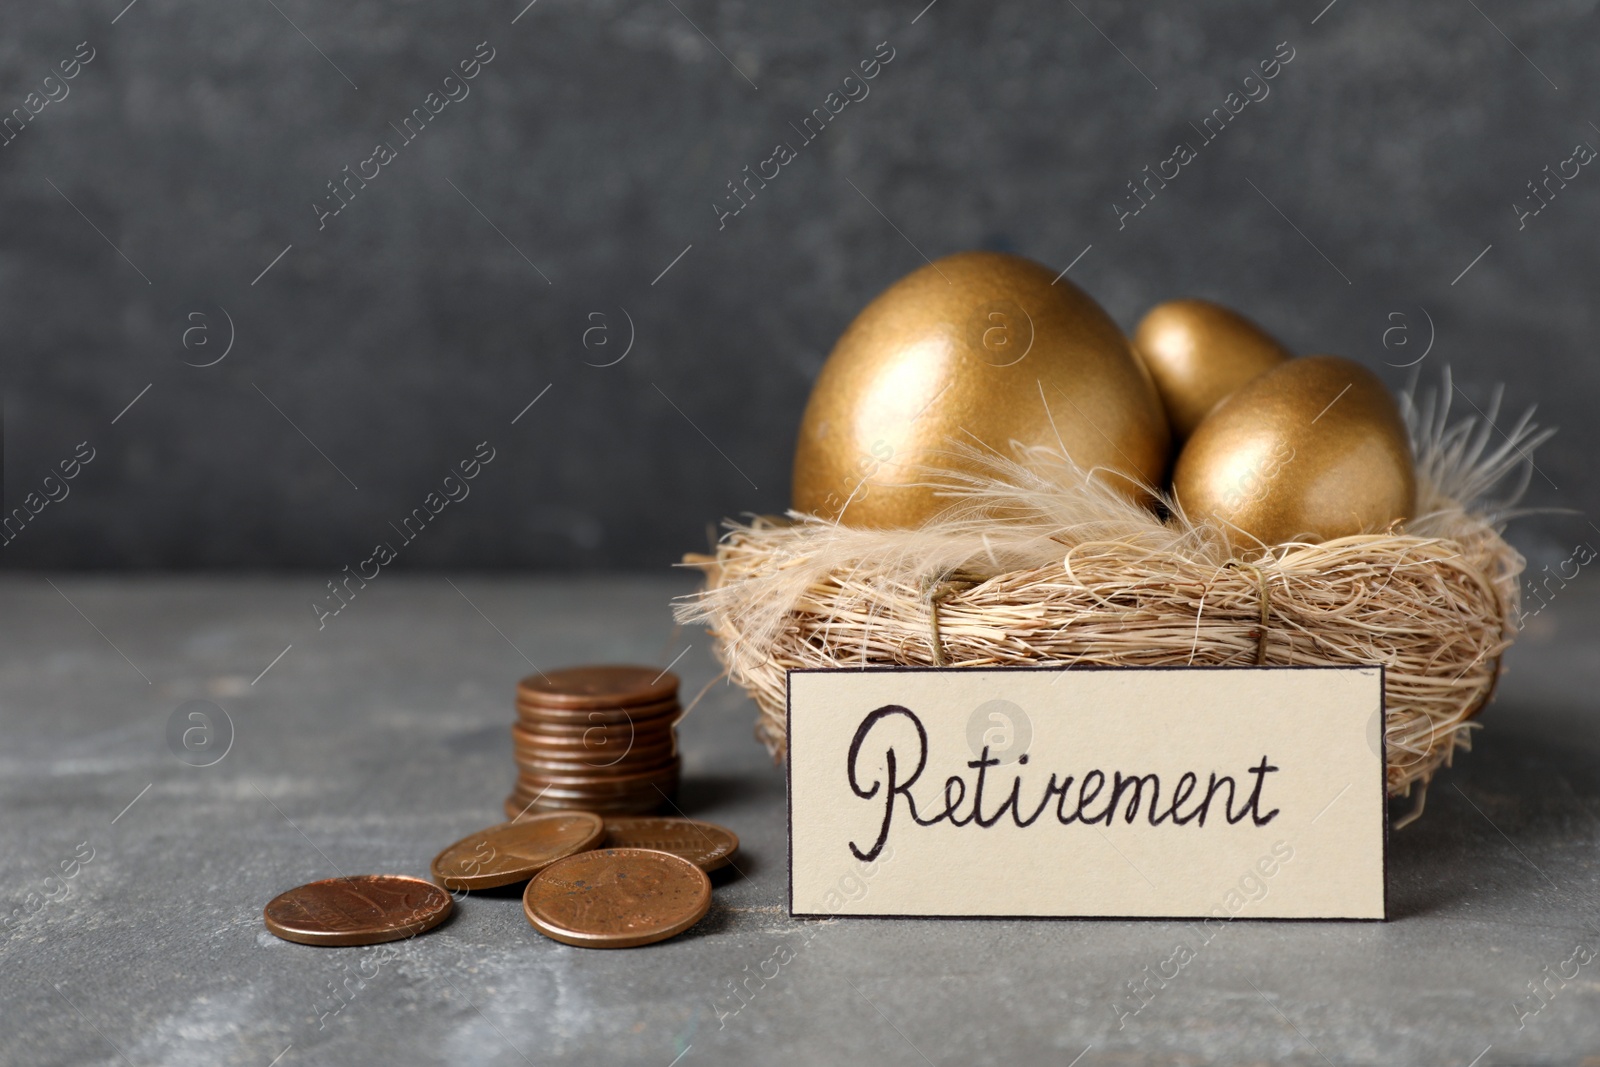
<box><xmin>792</xmin><ymin>251</ymin><xmax>1170</xmax><ymax>527</ymax></box>
<box><xmin>1132</xmin><ymin>299</ymin><xmax>1291</xmax><ymax>440</ymax></box>
<box><xmin>1172</xmin><ymin>355</ymin><xmax>1416</xmax><ymax>551</ymax></box>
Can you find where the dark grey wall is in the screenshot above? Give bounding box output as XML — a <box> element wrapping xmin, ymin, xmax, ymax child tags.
<box><xmin>2</xmin><ymin>0</ymin><xmax>1595</xmax><ymax>572</ymax></box>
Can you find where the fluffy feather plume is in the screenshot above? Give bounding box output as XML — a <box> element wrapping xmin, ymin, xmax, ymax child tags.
<box><xmin>677</xmin><ymin>372</ymin><xmax>1546</xmax><ymax>808</ymax></box>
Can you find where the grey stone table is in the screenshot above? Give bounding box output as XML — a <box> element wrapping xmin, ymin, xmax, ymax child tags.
<box><xmin>2</xmin><ymin>575</ymin><xmax>1597</xmax><ymax>1067</ymax></box>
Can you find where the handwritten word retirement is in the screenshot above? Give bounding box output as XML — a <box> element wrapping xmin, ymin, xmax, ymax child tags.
<box><xmin>845</xmin><ymin>705</ymin><xmax>1281</xmax><ymax>862</ymax></box>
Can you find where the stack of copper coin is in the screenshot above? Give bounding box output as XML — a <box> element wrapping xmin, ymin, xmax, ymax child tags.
<box><xmin>505</xmin><ymin>665</ymin><xmax>681</xmax><ymax>820</ymax></box>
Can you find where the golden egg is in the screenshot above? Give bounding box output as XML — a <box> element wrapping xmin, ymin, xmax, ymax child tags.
<box><xmin>1132</xmin><ymin>299</ymin><xmax>1290</xmax><ymax>440</ymax></box>
<box><xmin>792</xmin><ymin>251</ymin><xmax>1170</xmax><ymax>527</ymax></box>
<box><xmin>1172</xmin><ymin>355</ymin><xmax>1416</xmax><ymax>551</ymax></box>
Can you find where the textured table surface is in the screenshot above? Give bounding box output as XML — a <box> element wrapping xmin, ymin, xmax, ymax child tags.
<box><xmin>2</xmin><ymin>574</ymin><xmax>1597</xmax><ymax>1067</ymax></box>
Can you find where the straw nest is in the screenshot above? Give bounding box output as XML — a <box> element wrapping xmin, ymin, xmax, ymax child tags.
<box><xmin>677</xmin><ymin>376</ymin><xmax>1548</xmax><ymax>816</ymax></box>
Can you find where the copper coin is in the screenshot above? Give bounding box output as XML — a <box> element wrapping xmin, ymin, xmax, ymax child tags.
<box><xmin>263</xmin><ymin>874</ymin><xmax>452</xmax><ymax>947</ymax></box>
<box><xmin>522</xmin><ymin>848</ymin><xmax>711</xmax><ymax>948</ymax></box>
<box><xmin>509</xmin><ymin>782</ymin><xmax>673</xmax><ymax>809</ymax></box>
<box><xmin>603</xmin><ymin>817</ymin><xmax>740</xmax><ymax>873</ymax></box>
<box><xmin>514</xmin><ymin>742</ymin><xmax>675</xmax><ymax>764</ymax></box>
<box><xmin>513</xmin><ymin>717</ymin><xmax>677</xmax><ymax>742</ymax></box>
<box><xmin>513</xmin><ymin>723</ymin><xmax>674</xmax><ymax>742</ymax></box>
<box><xmin>517</xmin><ymin>666</ymin><xmax>678</xmax><ymax>709</ymax></box>
<box><xmin>512</xmin><ymin>738</ymin><xmax>674</xmax><ymax>763</ymax></box>
<box><xmin>512</xmin><ymin>775</ymin><xmax>677</xmax><ymax>797</ymax></box>
<box><xmin>515</xmin><ymin>697</ymin><xmax>681</xmax><ymax>725</ymax></box>
<box><xmin>510</xmin><ymin>789</ymin><xmax>673</xmax><ymax>812</ymax></box>
<box><xmin>510</xmin><ymin>773</ymin><xmax>672</xmax><ymax>793</ymax></box>
<box><xmin>513</xmin><ymin>742</ymin><xmax>674</xmax><ymax>766</ymax></box>
<box><xmin>512</xmin><ymin>738</ymin><xmax>677</xmax><ymax>764</ymax></box>
<box><xmin>512</xmin><ymin>734</ymin><xmax>676</xmax><ymax>757</ymax></box>
<box><xmin>511</xmin><ymin>786</ymin><xmax>669</xmax><ymax>805</ymax></box>
<box><xmin>430</xmin><ymin>811</ymin><xmax>605</xmax><ymax>891</ymax></box>
<box><xmin>515</xmin><ymin>725</ymin><xmax>677</xmax><ymax>748</ymax></box>
<box><xmin>512</xmin><ymin>768</ymin><xmax>676</xmax><ymax>788</ymax></box>
<box><xmin>502</xmin><ymin>795</ymin><xmax>624</xmax><ymax>821</ymax></box>
<box><xmin>518</xmin><ymin>758</ymin><xmax>675</xmax><ymax>783</ymax></box>
<box><xmin>514</xmin><ymin>775</ymin><xmax>679</xmax><ymax>802</ymax></box>
<box><xmin>512</xmin><ymin>741</ymin><xmax>675</xmax><ymax>766</ymax></box>
<box><xmin>516</xmin><ymin>694</ymin><xmax>678</xmax><ymax>716</ymax></box>
<box><xmin>506</xmin><ymin>794</ymin><xmax>663</xmax><ymax>819</ymax></box>
<box><xmin>513</xmin><ymin>789</ymin><xmax>670</xmax><ymax>810</ymax></box>
<box><xmin>513</xmin><ymin>755</ymin><xmax>677</xmax><ymax>778</ymax></box>
<box><xmin>515</xmin><ymin>723</ymin><xmax>678</xmax><ymax>739</ymax></box>
<box><xmin>514</xmin><ymin>716</ymin><xmax>678</xmax><ymax>737</ymax></box>
<box><xmin>516</xmin><ymin>762</ymin><xmax>679</xmax><ymax>788</ymax></box>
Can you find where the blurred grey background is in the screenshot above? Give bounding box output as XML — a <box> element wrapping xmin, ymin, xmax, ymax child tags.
<box><xmin>1</xmin><ymin>0</ymin><xmax>1594</xmax><ymax>573</ymax></box>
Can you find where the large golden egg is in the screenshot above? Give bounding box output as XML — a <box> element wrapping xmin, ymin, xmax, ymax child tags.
<box><xmin>1132</xmin><ymin>298</ymin><xmax>1290</xmax><ymax>440</ymax></box>
<box><xmin>792</xmin><ymin>251</ymin><xmax>1170</xmax><ymax>527</ymax></box>
<box><xmin>1172</xmin><ymin>355</ymin><xmax>1416</xmax><ymax>551</ymax></box>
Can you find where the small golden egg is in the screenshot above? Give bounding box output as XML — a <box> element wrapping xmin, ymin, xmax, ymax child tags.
<box><xmin>1171</xmin><ymin>355</ymin><xmax>1415</xmax><ymax>551</ymax></box>
<box><xmin>792</xmin><ymin>251</ymin><xmax>1170</xmax><ymax>527</ymax></box>
<box><xmin>1132</xmin><ymin>299</ymin><xmax>1290</xmax><ymax>440</ymax></box>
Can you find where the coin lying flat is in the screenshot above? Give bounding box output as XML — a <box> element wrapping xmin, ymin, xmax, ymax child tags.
<box><xmin>263</xmin><ymin>874</ymin><xmax>452</xmax><ymax>947</ymax></box>
<box><xmin>517</xmin><ymin>666</ymin><xmax>678</xmax><ymax>710</ymax></box>
<box><xmin>523</xmin><ymin>848</ymin><xmax>711</xmax><ymax>948</ymax></box>
<box><xmin>431</xmin><ymin>812</ymin><xmax>605</xmax><ymax>891</ymax></box>
<box><xmin>603</xmin><ymin>817</ymin><xmax>739</xmax><ymax>873</ymax></box>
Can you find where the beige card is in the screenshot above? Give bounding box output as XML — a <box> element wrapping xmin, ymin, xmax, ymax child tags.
<box><xmin>787</xmin><ymin>666</ymin><xmax>1385</xmax><ymax>920</ymax></box>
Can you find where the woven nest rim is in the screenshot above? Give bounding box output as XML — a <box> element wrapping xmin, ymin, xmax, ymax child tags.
<box><xmin>678</xmin><ymin>375</ymin><xmax>1544</xmax><ymax>819</ymax></box>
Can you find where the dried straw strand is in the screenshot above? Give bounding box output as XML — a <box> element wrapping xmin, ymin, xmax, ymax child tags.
<box><xmin>678</xmin><ymin>377</ymin><xmax>1540</xmax><ymax>799</ymax></box>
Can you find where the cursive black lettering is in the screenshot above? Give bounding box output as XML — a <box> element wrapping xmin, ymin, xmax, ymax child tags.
<box><xmin>1233</xmin><ymin>756</ymin><xmax>1281</xmax><ymax>825</ymax></box>
<box><xmin>841</xmin><ymin>706</ymin><xmax>1284</xmax><ymax>858</ymax></box>
<box><xmin>846</xmin><ymin>705</ymin><xmax>928</xmax><ymax>861</ymax></box>
<box><xmin>938</xmin><ymin>775</ymin><xmax>969</xmax><ymax>826</ymax></box>
<box><xmin>1194</xmin><ymin>773</ymin><xmax>1234</xmax><ymax>827</ymax></box>
<box><xmin>1167</xmin><ymin>772</ymin><xmax>1200</xmax><ymax>824</ymax></box>
<box><xmin>1077</xmin><ymin>770</ymin><xmax>1109</xmax><ymax>824</ymax></box>
<box><xmin>1110</xmin><ymin>772</ymin><xmax>1162</xmax><ymax>824</ymax></box>
<box><xmin>968</xmin><ymin>747</ymin><xmax>1005</xmax><ymax>826</ymax></box>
